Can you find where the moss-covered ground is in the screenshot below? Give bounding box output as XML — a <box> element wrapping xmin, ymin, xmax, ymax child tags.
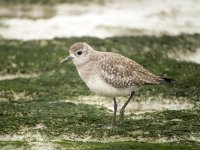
<box><xmin>0</xmin><ymin>34</ymin><xmax>200</xmax><ymax>149</ymax></box>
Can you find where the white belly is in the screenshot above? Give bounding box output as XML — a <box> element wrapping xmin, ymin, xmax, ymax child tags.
<box><xmin>86</xmin><ymin>75</ymin><xmax>134</xmax><ymax>97</ymax></box>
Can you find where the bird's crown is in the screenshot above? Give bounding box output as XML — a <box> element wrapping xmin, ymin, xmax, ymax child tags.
<box><xmin>69</xmin><ymin>42</ymin><xmax>89</xmax><ymax>53</ymax></box>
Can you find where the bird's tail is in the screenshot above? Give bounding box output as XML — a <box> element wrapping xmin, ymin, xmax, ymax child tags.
<box><xmin>159</xmin><ymin>77</ymin><xmax>175</xmax><ymax>84</ymax></box>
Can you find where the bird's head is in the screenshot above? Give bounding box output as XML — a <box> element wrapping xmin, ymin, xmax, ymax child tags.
<box><xmin>60</xmin><ymin>42</ymin><xmax>93</xmax><ymax>66</ymax></box>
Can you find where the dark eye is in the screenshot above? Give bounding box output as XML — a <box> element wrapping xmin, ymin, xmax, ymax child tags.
<box><xmin>77</xmin><ymin>51</ymin><xmax>82</xmax><ymax>55</ymax></box>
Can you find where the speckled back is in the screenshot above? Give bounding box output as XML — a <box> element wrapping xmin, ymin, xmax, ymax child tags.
<box><xmin>97</xmin><ymin>52</ymin><xmax>161</xmax><ymax>89</ymax></box>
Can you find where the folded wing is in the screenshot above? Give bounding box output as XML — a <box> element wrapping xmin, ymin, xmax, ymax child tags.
<box><xmin>98</xmin><ymin>53</ymin><xmax>163</xmax><ymax>89</ymax></box>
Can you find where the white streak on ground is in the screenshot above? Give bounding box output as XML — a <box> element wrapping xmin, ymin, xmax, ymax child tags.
<box><xmin>62</xmin><ymin>95</ymin><xmax>194</xmax><ymax>114</ymax></box>
<box><xmin>0</xmin><ymin>74</ymin><xmax>39</xmax><ymax>81</ymax></box>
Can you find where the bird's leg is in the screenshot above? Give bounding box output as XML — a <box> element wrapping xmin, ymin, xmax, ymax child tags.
<box><xmin>119</xmin><ymin>92</ymin><xmax>135</xmax><ymax>124</ymax></box>
<box><xmin>112</xmin><ymin>97</ymin><xmax>117</xmax><ymax>126</ymax></box>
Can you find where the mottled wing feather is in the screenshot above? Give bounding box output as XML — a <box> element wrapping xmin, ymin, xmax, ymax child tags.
<box><xmin>98</xmin><ymin>53</ymin><xmax>161</xmax><ymax>88</ymax></box>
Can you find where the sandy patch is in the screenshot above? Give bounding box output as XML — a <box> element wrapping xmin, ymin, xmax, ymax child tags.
<box><xmin>1</xmin><ymin>129</ymin><xmax>199</xmax><ymax>149</ymax></box>
<box><xmin>0</xmin><ymin>124</ymin><xmax>55</xmax><ymax>150</ymax></box>
<box><xmin>167</xmin><ymin>48</ymin><xmax>200</xmax><ymax>64</ymax></box>
<box><xmin>0</xmin><ymin>0</ymin><xmax>200</xmax><ymax>40</ymax></box>
<box><xmin>188</xmin><ymin>48</ymin><xmax>200</xmax><ymax>64</ymax></box>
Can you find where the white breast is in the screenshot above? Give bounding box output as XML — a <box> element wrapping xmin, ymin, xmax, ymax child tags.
<box><xmin>86</xmin><ymin>74</ymin><xmax>134</xmax><ymax>97</ymax></box>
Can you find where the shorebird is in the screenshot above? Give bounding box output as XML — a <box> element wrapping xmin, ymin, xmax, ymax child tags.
<box><xmin>60</xmin><ymin>42</ymin><xmax>174</xmax><ymax>125</ymax></box>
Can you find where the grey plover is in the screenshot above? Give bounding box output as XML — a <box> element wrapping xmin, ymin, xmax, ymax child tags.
<box><xmin>60</xmin><ymin>42</ymin><xmax>174</xmax><ymax>125</ymax></box>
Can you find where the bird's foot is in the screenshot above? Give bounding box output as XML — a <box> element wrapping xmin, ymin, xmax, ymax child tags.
<box><xmin>112</xmin><ymin>118</ymin><xmax>117</xmax><ymax>126</ymax></box>
<box><xmin>118</xmin><ymin>116</ymin><xmax>125</xmax><ymax>126</ymax></box>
